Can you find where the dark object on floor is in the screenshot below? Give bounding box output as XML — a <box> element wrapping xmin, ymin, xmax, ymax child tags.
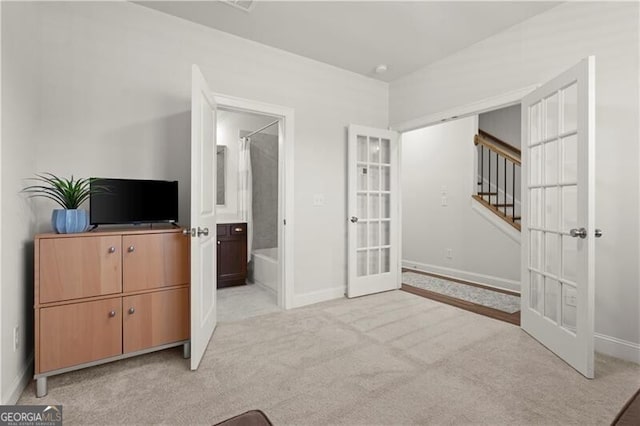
<box><xmin>215</xmin><ymin>410</ymin><xmax>273</xmax><ymax>426</ymax></box>
<box><xmin>612</xmin><ymin>388</ymin><xmax>640</xmax><ymax>425</ymax></box>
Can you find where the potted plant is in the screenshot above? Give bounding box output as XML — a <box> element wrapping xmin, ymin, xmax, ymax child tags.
<box><xmin>23</xmin><ymin>173</ymin><xmax>103</xmax><ymax>234</ymax></box>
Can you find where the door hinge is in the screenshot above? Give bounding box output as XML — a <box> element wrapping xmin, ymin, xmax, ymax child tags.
<box><xmin>283</xmin><ymin>219</ymin><xmax>287</xmax><ymax>226</ymax></box>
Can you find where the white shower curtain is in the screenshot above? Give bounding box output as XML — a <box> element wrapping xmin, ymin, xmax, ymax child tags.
<box><xmin>238</xmin><ymin>136</ymin><xmax>253</xmax><ymax>261</ymax></box>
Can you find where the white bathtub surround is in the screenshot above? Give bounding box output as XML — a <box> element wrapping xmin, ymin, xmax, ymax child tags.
<box><xmin>252</xmin><ymin>247</ymin><xmax>278</xmax><ymax>294</ymax></box>
<box><xmin>217</xmin><ymin>283</ymin><xmax>280</xmax><ymax>323</ymax></box>
<box><xmin>238</xmin><ymin>136</ymin><xmax>253</xmax><ymax>260</ymax></box>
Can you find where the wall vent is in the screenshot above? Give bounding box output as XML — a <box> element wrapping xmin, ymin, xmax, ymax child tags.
<box><xmin>221</xmin><ymin>0</ymin><xmax>255</xmax><ymax>13</ymax></box>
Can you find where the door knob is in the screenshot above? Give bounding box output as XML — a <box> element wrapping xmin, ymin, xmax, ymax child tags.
<box><xmin>595</xmin><ymin>229</ymin><xmax>603</xmax><ymax>238</ymax></box>
<box><xmin>108</xmin><ymin>310</ymin><xmax>116</xmax><ymax>318</ymax></box>
<box><xmin>350</xmin><ymin>216</ymin><xmax>358</xmax><ymax>223</ymax></box>
<box><xmin>108</xmin><ymin>246</ymin><xmax>116</xmax><ymax>254</ymax></box>
<box><xmin>197</xmin><ymin>227</ymin><xmax>209</xmax><ymax>237</ymax></box>
<box><xmin>128</xmin><ymin>245</ymin><xmax>135</xmax><ymax>253</ymax></box>
<box><xmin>128</xmin><ymin>307</ymin><xmax>135</xmax><ymax>314</ymax></box>
<box><xmin>569</xmin><ymin>228</ymin><xmax>587</xmax><ymax>239</ymax></box>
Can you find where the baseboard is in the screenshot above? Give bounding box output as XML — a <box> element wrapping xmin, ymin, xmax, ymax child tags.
<box><xmin>595</xmin><ymin>333</ymin><xmax>640</xmax><ymax>365</ymax></box>
<box><xmin>253</xmin><ymin>279</ymin><xmax>277</xmax><ymax>296</ymax></box>
<box><xmin>3</xmin><ymin>353</ymin><xmax>33</xmax><ymax>405</ymax></box>
<box><xmin>402</xmin><ymin>260</ymin><xmax>521</xmax><ymax>293</ymax></box>
<box><xmin>293</xmin><ymin>285</ymin><xmax>345</xmax><ymax>308</ymax></box>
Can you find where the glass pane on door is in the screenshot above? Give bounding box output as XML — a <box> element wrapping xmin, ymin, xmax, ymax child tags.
<box><xmin>352</xmin><ymin>131</ymin><xmax>394</xmax><ymax>279</ymax></box>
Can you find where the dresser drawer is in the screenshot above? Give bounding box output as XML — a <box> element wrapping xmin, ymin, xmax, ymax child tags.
<box><xmin>122</xmin><ymin>233</ymin><xmax>189</xmax><ymax>292</ymax></box>
<box><xmin>122</xmin><ymin>288</ymin><xmax>189</xmax><ymax>353</ymax></box>
<box><xmin>39</xmin><ymin>298</ymin><xmax>122</xmax><ymax>372</ymax></box>
<box><xmin>39</xmin><ymin>236</ymin><xmax>122</xmax><ymax>304</ymax></box>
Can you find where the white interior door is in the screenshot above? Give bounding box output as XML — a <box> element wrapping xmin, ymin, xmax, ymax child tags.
<box><xmin>347</xmin><ymin>125</ymin><xmax>400</xmax><ymax>298</ymax></box>
<box><xmin>190</xmin><ymin>65</ymin><xmax>217</xmax><ymax>370</ymax></box>
<box><xmin>521</xmin><ymin>57</ymin><xmax>596</xmax><ymax>378</ymax></box>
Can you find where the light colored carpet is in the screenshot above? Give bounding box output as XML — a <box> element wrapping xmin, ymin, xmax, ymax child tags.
<box><xmin>217</xmin><ymin>283</ymin><xmax>281</xmax><ymax>323</ymax></box>
<box><xmin>19</xmin><ymin>290</ymin><xmax>640</xmax><ymax>425</ymax></box>
<box><xmin>403</xmin><ymin>271</ymin><xmax>521</xmax><ymax>314</ymax></box>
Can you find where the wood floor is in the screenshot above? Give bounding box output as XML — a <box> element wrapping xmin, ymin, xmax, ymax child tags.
<box><xmin>401</xmin><ymin>268</ymin><xmax>521</xmax><ymax>326</ymax></box>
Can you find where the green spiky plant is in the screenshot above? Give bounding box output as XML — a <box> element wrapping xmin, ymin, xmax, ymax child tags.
<box><xmin>22</xmin><ymin>173</ymin><xmax>106</xmax><ymax>209</ymax></box>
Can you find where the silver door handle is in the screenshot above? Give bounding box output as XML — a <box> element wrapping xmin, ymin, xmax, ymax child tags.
<box><xmin>350</xmin><ymin>216</ymin><xmax>358</xmax><ymax>223</ymax></box>
<box><xmin>197</xmin><ymin>227</ymin><xmax>209</xmax><ymax>237</ymax></box>
<box><xmin>569</xmin><ymin>228</ymin><xmax>587</xmax><ymax>239</ymax></box>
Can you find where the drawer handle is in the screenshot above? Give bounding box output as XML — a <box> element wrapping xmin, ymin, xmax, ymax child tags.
<box><xmin>234</xmin><ymin>227</ymin><xmax>244</xmax><ymax>232</ymax></box>
<box><xmin>217</xmin><ymin>241</ymin><xmax>221</xmax><ymax>245</ymax></box>
<box><xmin>128</xmin><ymin>307</ymin><xmax>135</xmax><ymax>315</ymax></box>
<box><xmin>128</xmin><ymin>245</ymin><xmax>135</xmax><ymax>253</ymax></box>
<box><xmin>108</xmin><ymin>246</ymin><xmax>116</xmax><ymax>254</ymax></box>
<box><xmin>108</xmin><ymin>310</ymin><xmax>116</xmax><ymax>318</ymax></box>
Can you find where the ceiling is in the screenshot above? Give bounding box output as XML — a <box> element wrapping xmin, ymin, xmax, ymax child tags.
<box><xmin>137</xmin><ymin>1</ymin><xmax>560</xmax><ymax>82</ymax></box>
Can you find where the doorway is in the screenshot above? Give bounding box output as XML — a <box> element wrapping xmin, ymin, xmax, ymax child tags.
<box><xmin>215</xmin><ymin>108</ymin><xmax>282</xmax><ymax>322</ymax></box>
<box><xmin>399</xmin><ymin>107</ymin><xmax>522</xmax><ymax>325</ymax></box>
<box><xmin>211</xmin><ymin>94</ymin><xmax>295</xmax><ymax>323</ymax></box>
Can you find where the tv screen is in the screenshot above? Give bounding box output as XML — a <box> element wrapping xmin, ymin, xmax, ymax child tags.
<box><xmin>90</xmin><ymin>178</ymin><xmax>179</xmax><ymax>225</ymax></box>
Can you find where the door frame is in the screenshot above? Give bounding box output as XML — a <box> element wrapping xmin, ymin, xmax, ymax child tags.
<box><xmin>212</xmin><ymin>93</ymin><xmax>295</xmax><ymax>310</ymax></box>
<box><xmin>392</xmin><ymin>84</ymin><xmax>539</xmax><ymax>291</ymax></box>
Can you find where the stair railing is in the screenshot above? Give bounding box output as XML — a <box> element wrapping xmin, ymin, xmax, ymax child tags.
<box><xmin>473</xmin><ymin>130</ymin><xmax>521</xmax><ymax>230</ymax></box>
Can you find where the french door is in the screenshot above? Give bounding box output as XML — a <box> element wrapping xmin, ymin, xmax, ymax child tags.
<box><xmin>190</xmin><ymin>65</ymin><xmax>218</xmax><ymax>370</ymax></box>
<box><xmin>521</xmin><ymin>57</ymin><xmax>596</xmax><ymax>378</ymax></box>
<box><xmin>347</xmin><ymin>125</ymin><xmax>400</xmax><ymax>298</ymax></box>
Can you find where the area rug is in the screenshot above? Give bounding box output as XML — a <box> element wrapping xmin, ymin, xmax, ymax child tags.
<box><xmin>402</xmin><ymin>271</ymin><xmax>520</xmax><ymax>314</ymax></box>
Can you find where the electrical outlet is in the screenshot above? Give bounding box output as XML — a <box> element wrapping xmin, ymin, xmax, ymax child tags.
<box><xmin>13</xmin><ymin>325</ymin><xmax>19</xmax><ymax>351</ymax></box>
<box><xmin>446</xmin><ymin>248</ymin><xmax>453</xmax><ymax>259</ymax></box>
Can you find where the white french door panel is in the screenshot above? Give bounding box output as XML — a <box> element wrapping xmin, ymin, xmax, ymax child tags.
<box><xmin>347</xmin><ymin>124</ymin><xmax>400</xmax><ymax>298</ymax></box>
<box><xmin>520</xmin><ymin>57</ymin><xmax>595</xmax><ymax>378</ymax></box>
<box><xmin>190</xmin><ymin>65</ymin><xmax>218</xmax><ymax>370</ymax></box>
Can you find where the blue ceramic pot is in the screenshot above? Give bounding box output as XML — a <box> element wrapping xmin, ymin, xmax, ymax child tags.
<box><xmin>51</xmin><ymin>209</ymin><xmax>90</xmax><ymax>234</ymax></box>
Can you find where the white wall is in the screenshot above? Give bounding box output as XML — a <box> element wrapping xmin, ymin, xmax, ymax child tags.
<box><xmin>391</xmin><ymin>1</ymin><xmax>640</xmax><ymax>360</ymax></box>
<box><xmin>478</xmin><ymin>104</ymin><xmax>521</xmax><ymax>149</ymax></box>
<box><xmin>402</xmin><ymin>116</ymin><xmax>520</xmax><ymax>291</ymax></box>
<box><xmin>18</xmin><ymin>2</ymin><xmax>387</xmax><ymax>301</ymax></box>
<box><xmin>1</xmin><ymin>2</ymin><xmax>40</xmax><ymax>403</ymax></box>
<box><xmin>216</xmin><ymin>109</ymin><xmax>276</xmax><ymax>223</ymax></box>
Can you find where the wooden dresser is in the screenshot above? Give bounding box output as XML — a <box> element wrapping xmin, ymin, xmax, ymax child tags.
<box><xmin>217</xmin><ymin>222</ymin><xmax>247</xmax><ymax>288</ymax></box>
<box><xmin>34</xmin><ymin>227</ymin><xmax>190</xmax><ymax>397</ymax></box>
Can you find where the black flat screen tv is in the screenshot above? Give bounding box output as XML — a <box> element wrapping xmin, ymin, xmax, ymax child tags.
<box><xmin>90</xmin><ymin>178</ymin><xmax>179</xmax><ymax>225</ymax></box>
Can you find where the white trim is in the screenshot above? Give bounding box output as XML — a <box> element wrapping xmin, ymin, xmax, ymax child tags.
<box><xmin>293</xmin><ymin>286</ymin><xmax>345</xmax><ymax>309</ymax></box>
<box><xmin>595</xmin><ymin>333</ymin><xmax>640</xmax><ymax>365</ymax></box>
<box><xmin>394</xmin><ymin>85</ymin><xmax>538</xmax><ymax>133</ymax></box>
<box><xmin>2</xmin><ymin>354</ymin><xmax>32</xmax><ymax>405</ymax></box>
<box><xmin>471</xmin><ymin>198</ymin><xmax>521</xmax><ymax>243</ymax></box>
<box><xmin>402</xmin><ymin>260</ymin><xmax>520</xmax><ymax>293</ymax></box>
<box><xmin>213</xmin><ymin>93</ymin><xmax>295</xmax><ymax>310</ymax></box>
<box><xmin>253</xmin><ymin>279</ymin><xmax>277</xmax><ymax>298</ymax></box>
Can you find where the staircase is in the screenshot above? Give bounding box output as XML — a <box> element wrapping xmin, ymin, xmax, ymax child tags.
<box><xmin>473</xmin><ymin>130</ymin><xmax>521</xmax><ymax>231</ymax></box>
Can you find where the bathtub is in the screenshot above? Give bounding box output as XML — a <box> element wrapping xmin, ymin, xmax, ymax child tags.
<box><xmin>252</xmin><ymin>247</ymin><xmax>278</xmax><ymax>293</ymax></box>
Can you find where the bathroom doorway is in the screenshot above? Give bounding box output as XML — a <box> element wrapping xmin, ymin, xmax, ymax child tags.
<box><xmin>215</xmin><ymin>108</ymin><xmax>281</xmax><ymax>322</ymax></box>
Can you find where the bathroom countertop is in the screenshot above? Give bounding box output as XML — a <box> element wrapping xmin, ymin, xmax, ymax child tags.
<box><xmin>216</xmin><ymin>219</ymin><xmax>247</xmax><ymax>225</ymax></box>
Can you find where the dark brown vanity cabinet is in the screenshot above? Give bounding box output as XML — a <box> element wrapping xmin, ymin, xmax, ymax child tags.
<box><xmin>216</xmin><ymin>223</ymin><xmax>248</xmax><ymax>288</ymax></box>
